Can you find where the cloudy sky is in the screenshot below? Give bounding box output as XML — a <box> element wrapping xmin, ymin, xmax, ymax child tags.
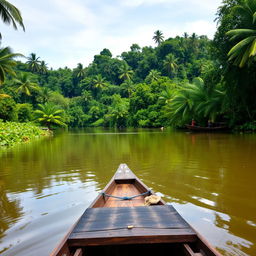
<box><xmin>2</xmin><ymin>0</ymin><xmax>222</xmax><ymax>69</ymax></box>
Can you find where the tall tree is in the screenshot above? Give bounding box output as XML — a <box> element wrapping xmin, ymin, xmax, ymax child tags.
<box><xmin>0</xmin><ymin>46</ymin><xmax>22</xmax><ymax>84</ymax></box>
<box><xmin>146</xmin><ymin>69</ymin><xmax>161</xmax><ymax>83</ymax></box>
<box><xmin>183</xmin><ymin>32</ymin><xmax>189</xmax><ymax>39</ymax></box>
<box><xmin>26</xmin><ymin>53</ymin><xmax>41</xmax><ymax>73</ymax></box>
<box><xmin>40</xmin><ymin>60</ymin><xmax>48</xmax><ymax>74</ymax></box>
<box><xmin>120</xmin><ymin>79</ymin><xmax>134</xmax><ymax>98</ymax></box>
<box><xmin>39</xmin><ymin>87</ymin><xmax>51</xmax><ymax>103</ymax></box>
<box><xmin>226</xmin><ymin>0</ymin><xmax>256</xmax><ymax>67</ymax></box>
<box><xmin>153</xmin><ymin>30</ymin><xmax>164</xmax><ymax>45</ymax></box>
<box><xmin>15</xmin><ymin>73</ymin><xmax>38</xmax><ymax>97</ymax></box>
<box><xmin>0</xmin><ymin>0</ymin><xmax>25</xmax><ymax>39</ymax></box>
<box><xmin>93</xmin><ymin>74</ymin><xmax>107</xmax><ymax>89</ymax></box>
<box><xmin>163</xmin><ymin>53</ymin><xmax>178</xmax><ymax>77</ymax></box>
<box><xmin>73</xmin><ymin>63</ymin><xmax>86</xmax><ymax>80</ymax></box>
<box><xmin>214</xmin><ymin>0</ymin><xmax>256</xmax><ymax>122</ymax></box>
<box><xmin>119</xmin><ymin>63</ymin><xmax>133</xmax><ymax>81</ymax></box>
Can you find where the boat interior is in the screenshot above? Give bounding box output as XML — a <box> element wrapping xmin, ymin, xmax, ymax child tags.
<box><xmin>91</xmin><ymin>178</ymin><xmax>162</xmax><ymax>208</ymax></box>
<box><xmin>68</xmin><ymin>241</ymin><xmax>211</xmax><ymax>256</ymax></box>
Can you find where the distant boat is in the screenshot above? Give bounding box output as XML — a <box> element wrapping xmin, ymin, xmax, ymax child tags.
<box><xmin>51</xmin><ymin>164</ymin><xmax>221</xmax><ymax>256</ymax></box>
<box><xmin>186</xmin><ymin>124</ymin><xmax>228</xmax><ymax>132</ymax></box>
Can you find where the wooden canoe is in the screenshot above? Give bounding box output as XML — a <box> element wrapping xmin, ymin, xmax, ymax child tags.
<box><xmin>51</xmin><ymin>164</ymin><xmax>221</xmax><ymax>256</ymax></box>
<box><xmin>186</xmin><ymin>124</ymin><xmax>228</xmax><ymax>132</ymax></box>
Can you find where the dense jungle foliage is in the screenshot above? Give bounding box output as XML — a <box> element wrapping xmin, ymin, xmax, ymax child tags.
<box><xmin>1</xmin><ymin>0</ymin><xmax>256</xmax><ymax>129</ymax></box>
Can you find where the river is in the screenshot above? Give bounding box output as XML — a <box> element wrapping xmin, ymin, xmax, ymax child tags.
<box><xmin>0</xmin><ymin>128</ymin><xmax>256</xmax><ymax>256</ymax></box>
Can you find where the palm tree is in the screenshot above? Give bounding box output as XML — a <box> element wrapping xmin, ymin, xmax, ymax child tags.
<box><xmin>163</xmin><ymin>53</ymin><xmax>178</xmax><ymax>77</ymax></box>
<box><xmin>0</xmin><ymin>47</ymin><xmax>22</xmax><ymax>84</ymax></box>
<box><xmin>121</xmin><ymin>79</ymin><xmax>134</xmax><ymax>98</ymax></box>
<box><xmin>167</xmin><ymin>79</ymin><xmax>225</xmax><ymax>125</ymax></box>
<box><xmin>197</xmin><ymin>88</ymin><xmax>225</xmax><ymax>121</ymax></box>
<box><xmin>74</xmin><ymin>63</ymin><xmax>86</xmax><ymax>80</ymax></box>
<box><xmin>167</xmin><ymin>84</ymin><xmax>196</xmax><ymax>125</ymax></box>
<box><xmin>93</xmin><ymin>74</ymin><xmax>107</xmax><ymax>89</ymax></box>
<box><xmin>226</xmin><ymin>0</ymin><xmax>256</xmax><ymax>67</ymax></box>
<box><xmin>183</xmin><ymin>32</ymin><xmax>189</xmax><ymax>39</ymax></box>
<box><xmin>14</xmin><ymin>73</ymin><xmax>38</xmax><ymax>97</ymax></box>
<box><xmin>159</xmin><ymin>85</ymin><xmax>175</xmax><ymax>104</ymax></box>
<box><xmin>146</xmin><ymin>69</ymin><xmax>161</xmax><ymax>83</ymax></box>
<box><xmin>39</xmin><ymin>87</ymin><xmax>52</xmax><ymax>103</ymax></box>
<box><xmin>81</xmin><ymin>90</ymin><xmax>92</xmax><ymax>102</ymax></box>
<box><xmin>26</xmin><ymin>53</ymin><xmax>41</xmax><ymax>73</ymax></box>
<box><xmin>35</xmin><ymin>103</ymin><xmax>66</xmax><ymax>129</ymax></box>
<box><xmin>0</xmin><ymin>0</ymin><xmax>25</xmax><ymax>39</ymax></box>
<box><xmin>0</xmin><ymin>92</ymin><xmax>10</xmax><ymax>99</ymax></box>
<box><xmin>119</xmin><ymin>63</ymin><xmax>133</xmax><ymax>81</ymax></box>
<box><xmin>40</xmin><ymin>61</ymin><xmax>48</xmax><ymax>74</ymax></box>
<box><xmin>153</xmin><ymin>30</ymin><xmax>164</xmax><ymax>45</ymax></box>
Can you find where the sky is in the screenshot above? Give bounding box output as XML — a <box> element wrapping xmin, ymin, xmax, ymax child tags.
<box><xmin>1</xmin><ymin>0</ymin><xmax>222</xmax><ymax>69</ymax></box>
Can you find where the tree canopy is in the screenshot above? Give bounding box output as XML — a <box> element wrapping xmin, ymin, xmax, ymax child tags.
<box><xmin>1</xmin><ymin>0</ymin><xmax>256</xmax><ymax>130</ymax></box>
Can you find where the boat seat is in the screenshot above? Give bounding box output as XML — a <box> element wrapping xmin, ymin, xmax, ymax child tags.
<box><xmin>68</xmin><ymin>205</ymin><xmax>197</xmax><ymax>247</ymax></box>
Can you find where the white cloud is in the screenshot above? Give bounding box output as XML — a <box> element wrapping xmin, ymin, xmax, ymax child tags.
<box><xmin>184</xmin><ymin>20</ymin><xmax>217</xmax><ymax>38</ymax></box>
<box><xmin>0</xmin><ymin>0</ymin><xmax>222</xmax><ymax>69</ymax></box>
<box><xmin>120</xmin><ymin>0</ymin><xmax>220</xmax><ymax>10</ymax></box>
<box><xmin>51</xmin><ymin>0</ymin><xmax>96</xmax><ymax>27</ymax></box>
<box><xmin>120</xmin><ymin>0</ymin><xmax>173</xmax><ymax>7</ymax></box>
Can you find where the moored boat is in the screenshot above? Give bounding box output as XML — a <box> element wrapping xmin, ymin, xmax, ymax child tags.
<box><xmin>51</xmin><ymin>164</ymin><xmax>221</xmax><ymax>256</ymax></box>
<box><xmin>186</xmin><ymin>124</ymin><xmax>228</xmax><ymax>132</ymax></box>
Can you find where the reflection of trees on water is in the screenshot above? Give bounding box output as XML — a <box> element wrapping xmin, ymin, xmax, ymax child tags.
<box><xmin>0</xmin><ymin>130</ymin><xmax>256</xmax><ymax>255</ymax></box>
<box><xmin>0</xmin><ymin>184</ymin><xmax>23</xmax><ymax>247</ymax></box>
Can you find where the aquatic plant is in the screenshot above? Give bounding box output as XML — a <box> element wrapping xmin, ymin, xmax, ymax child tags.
<box><xmin>0</xmin><ymin>121</ymin><xmax>49</xmax><ymax>147</ymax></box>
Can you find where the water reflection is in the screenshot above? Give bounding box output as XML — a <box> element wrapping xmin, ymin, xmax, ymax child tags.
<box><xmin>0</xmin><ymin>129</ymin><xmax>256</xmax><ymax>256</ymax></box>
<box><xmin>0</xmin><ymin>185</ymin><xmax>23</xmax><ymax>250</ymax></box>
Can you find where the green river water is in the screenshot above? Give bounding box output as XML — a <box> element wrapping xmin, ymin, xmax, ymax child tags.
<box><xmin>0</xmin><ymin>128</ymin><xmax>256</xmax><ymax>256</ymax></box>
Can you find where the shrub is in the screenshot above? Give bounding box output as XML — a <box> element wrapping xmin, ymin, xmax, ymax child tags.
<box><xmin>17</xmin><ymin>103</ymin><xmax>33</xmax><ymax>122</ymax></box>
<box><xmin>0</xmin><ymin>98</ymin><xmax>17</xmax><ymax>121</ymax></box>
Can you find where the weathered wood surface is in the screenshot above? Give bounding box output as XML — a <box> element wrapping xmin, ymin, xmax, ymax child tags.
<box><xmin>103</xmin><ymin>183</ymin><xmax>145</xmax><ymax>207</ymax></box>
<box><xmin>68</xmin><ymin>205</ymin><xmax>197</xmax><ymax>246</ymax></box>
<box><xmin>114</xmin><ymin>163</ymin><xmax>136</xmax><ymax>180</ymax></box>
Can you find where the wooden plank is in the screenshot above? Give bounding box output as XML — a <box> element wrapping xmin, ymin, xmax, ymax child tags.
<box><xmin>68</xmin><ymin>229</ymin><xmax>197</xmax><ymax>246</ymax></box>
<box><xmin>68</xmin><ymin>205</ymin><xmax>197</xmax><ymax>246</ymax></box>
<box><xmin>73</xmin><ymin>248</ymin><xmax>83</xmax><ymax>256</ymax></box>
<box><xmin>89</xmin><ymin>179</ymin><xmax>116</xmax><ymax>208</ymax></box>
<box><xmin>114</xmin><ymin>163</ymin><xmax>136</xmax><ymax>181</ymax></box>
<box><xmin>183</xmin><ymin>244</ymin><xmax>195</xmax><ymax>256</ymax></box>
<box><xmin>50</xmin><ymin>242</ymin><xmax>71</xmax><ymax>256</ymax></box>
<box><xmin>71</xmin><ymin>206</ymin><xmax>192</xmax><ymax>233</ymax></box>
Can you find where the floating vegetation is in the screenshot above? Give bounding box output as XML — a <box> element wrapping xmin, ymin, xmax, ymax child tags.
<box><xmin>0</xmin><ymin>121</ymin><xmax>50</xmax><ymax>147</ymax></box>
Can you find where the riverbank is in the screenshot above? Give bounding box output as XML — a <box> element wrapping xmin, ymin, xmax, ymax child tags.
<box><xmin>0</xmin><ymin>121</ymin><xmax>51</xmax><ymax>147</ymax></box>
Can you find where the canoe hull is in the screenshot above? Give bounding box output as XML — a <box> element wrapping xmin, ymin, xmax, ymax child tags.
<box><xmin>51</xmin><ymin>164</ymin><xmax>221</xmax><ymax>256</ymax></box>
